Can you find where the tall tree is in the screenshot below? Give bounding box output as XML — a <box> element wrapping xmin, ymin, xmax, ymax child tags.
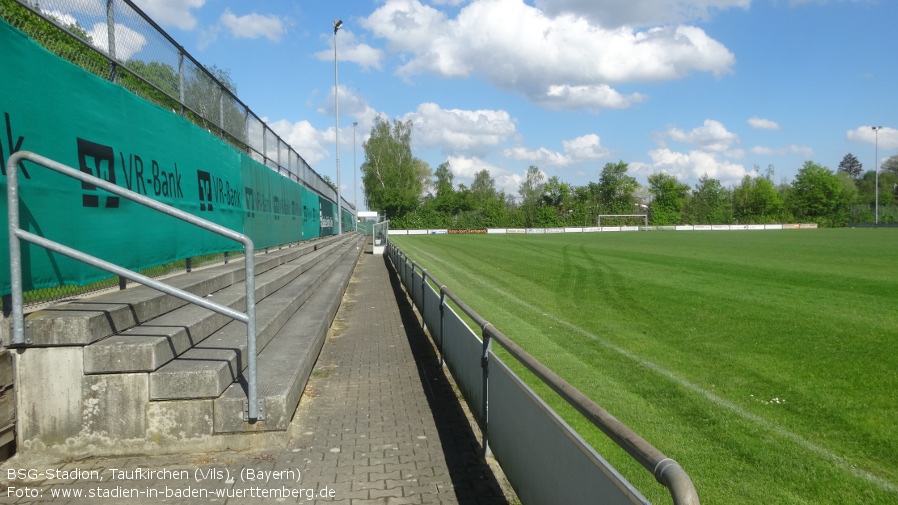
<box><xmin>518</xmin><ymin>165</ymin><xmax>545</xmax><ymax>204</ymax></box>
<box><xmin>732</xmin><ymin>175</ymin><xmax>784</xmax><ymax>223</ymax></box>
<box><xmin>433</xmin><ymin>162</ymin><xmax>454</xmax><ymax>199</ymax></box>
<box><xmin>361</xmin><ymin>116</ymin><xmax>430</xmax><ymax>218</ymax></box>
<box><xmin>687</xmin><ymin>174</ymin><xmax>732</xmax><ymax>224</ymax></box>
<box><xmin>470</xmin><ymin>169</ymin><xmax>497</xmax><ymax>208</ymax></box>
<box><xmin>598</xmin><ymin>161</ymin><xmax>639</xmax><ymax>214</ymax></box>
<box><xmin>542</xmin><ymin>176</ymin><xmax>572</xmax><ymax>214</ymax></box>
<box><xmin>881</xmin><ymin>154</ymin><xmax>898</xmax><ymax>176</ymax></box>
<box><xmin>647</xmin><ymin>173</ymin><xmax>690</xmax><ymax>225</ymax></box>
<box><xmin>788</xmin><ymin>161</ymin><xmax>851</xmax><ymax>226</ymax></box>
<box><xmin>518</xmin><ymin>165</ymin><xmax>546</xmax><ymax>227</ymax></box>
<box><xmin>837</xmin><ymin>153</ymin><xmax>863</xmax><ymax>179</ymax></box>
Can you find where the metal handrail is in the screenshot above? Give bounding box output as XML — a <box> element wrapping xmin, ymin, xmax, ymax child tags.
<box><xmin>6</xmin><ymin>151</ymin><xmax>263</xmax><ymax>421</ymax></box>
<box><xmin>388</xmin><ymin>242</ymin><xmax>700</xmax><ymax>505</ymax></box>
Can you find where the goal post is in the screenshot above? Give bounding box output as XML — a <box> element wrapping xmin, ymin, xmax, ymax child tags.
<box><xmin>597</xmin><ymin>214</ymin><xmax>648</xmax><ymax>227</ymax></box>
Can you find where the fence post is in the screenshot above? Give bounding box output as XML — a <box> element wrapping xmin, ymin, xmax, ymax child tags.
<box><xmin>420</xmin><ymin>268</ymin><xmax>427</xmax><ymax>331</ymax></box>
<box><xmin>106</xmin><ymin>0</ymin><xmax>117</xmax><ymax>82</ymax></box>
<box><xmin>438</xmin><ymin>289</ymin><xmax>445</xmax><ymax>366</ymax></box>
<box><xmin>177</xmin><ymin>52</ymin><xmax>185</xmax><ymax>116</ymax></box>
<box><xmin>481</xmin><ymin>323</ymin><xmax>493</xmax><ymax>457</ymax></box>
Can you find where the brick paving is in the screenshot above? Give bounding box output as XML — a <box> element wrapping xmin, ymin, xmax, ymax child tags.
<box><xmin>0</xmin><ymin>250</ymin><xmax>515</xmax><ymax>505</ymax></box>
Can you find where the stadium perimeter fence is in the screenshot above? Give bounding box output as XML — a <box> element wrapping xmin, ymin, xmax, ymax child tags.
<box><xmin>0</xmin><ymin>0</ymin><xmax>356</xmax><ymax>310</ymax></box>
<box><xmin>1</xmin><ymin>0</ymin><xmax>346</xmax><ymax>209</ymax></box>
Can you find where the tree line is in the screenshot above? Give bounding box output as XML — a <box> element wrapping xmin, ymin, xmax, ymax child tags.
<box><xmin>361</xmin><ymin>117</ymin><xmax>897</xmax><ymax>229</ymax></box>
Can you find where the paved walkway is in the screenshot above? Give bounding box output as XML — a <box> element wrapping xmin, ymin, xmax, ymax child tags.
<box><xmin>0</xmin><ymin>250</ymin><xmax>514</xmax><ymax>504</ymax></box>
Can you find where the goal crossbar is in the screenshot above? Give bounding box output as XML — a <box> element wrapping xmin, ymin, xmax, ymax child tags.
<box><xmin>597</xmin><ymin>214</ymin><xmax>647</xmax><ymax>227</ymax></box>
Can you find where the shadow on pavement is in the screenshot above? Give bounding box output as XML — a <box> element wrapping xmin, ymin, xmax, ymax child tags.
<box><xmin>382</xmin><ymin>255</ymin><xmax>513</xmax><ymax>505</ymax></box>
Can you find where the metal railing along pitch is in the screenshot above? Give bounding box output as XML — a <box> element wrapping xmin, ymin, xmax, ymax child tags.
<box><xmin>387</xmin><ymin>241</ymin><xmax>700</xmax><ymax>505</ymax></box>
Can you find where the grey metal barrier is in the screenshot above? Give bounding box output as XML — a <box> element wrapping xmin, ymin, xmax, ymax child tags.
<box><xmin>386</xmin><ymin>242</ymin><xmax>700</xmax><ymax>505</ymax></box>
<box><xmin>6</xmin><ymin>151</ymin><xmax>263</xmax><ymax>421</ymax></box>
<box><xmin>3</xmin><ymin>0</ymin><xmax>353</xmax><ymax>214</ymax></box>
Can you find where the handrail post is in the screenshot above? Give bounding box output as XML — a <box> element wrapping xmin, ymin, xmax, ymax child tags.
<box><xmin>244</xmin><ymin>240</ymin><xmax>260</xmax><ymax>421</ymax></box>
<box><xmin>7</xmin><ymin>154</ymin><xmax>25</xmax><ymax>345</ymax></box>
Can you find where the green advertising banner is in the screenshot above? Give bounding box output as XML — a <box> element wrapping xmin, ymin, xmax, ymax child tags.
<box><xmin>302</xmin><ymin>188</ymin><xmax>321</xmax><ymax>241</ymax></box>
<box><xmin>0</xmin><ymin>18</ymin><xmax>338</xmax><ymax>294</ymax></box>
<box><xmin>318</xmin><ymin>196</ymin><xmax>337</xmax><ymax>237</ymax></box>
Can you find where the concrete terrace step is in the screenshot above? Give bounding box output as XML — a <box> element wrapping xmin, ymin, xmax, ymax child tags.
<box><xmin>213</xmin><ymin>234</ymin><xmax>363</xmax><ymax>433</ymax></box>
<box><xmin>148</xmin><ymin>236</ymin><xmax>361</xmax><ymax>400</ymax></box>
<box><xmin>82</xmin><ymin>238</ymin><xmax>345</xmax><ymax>374</ymax></box>
<box><xmin>22</xmin><ymin>234</ymin><xmax>349</xmax><ymax>346</ymax></box>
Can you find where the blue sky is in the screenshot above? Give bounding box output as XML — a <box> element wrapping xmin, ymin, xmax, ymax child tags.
<box><xmin>122</xmin><ymin>1</ymin><xmax>897</xmax><ymax>206</ymax></box>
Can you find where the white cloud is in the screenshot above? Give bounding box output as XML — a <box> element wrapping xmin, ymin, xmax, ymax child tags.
<box><xmin>315</xmin><ymin>29</ymin><xmax>384</xmax><ymax>70</ymax></box>
<box><xmin>220</xmin><ymin>9</ymin><xmax>286</xmax><ymax>42</ymax></box>
<box><xmin>445</xmin><ymin>156</ymin><xmax>523</xmax><ymax>195</ymax></box>
<box><xmin>503</xmin><ymin>133</ymin><xmax>611</xmax><ymax>166</ymax></box>
<box><xmin>633</xmin><ymin>119</ymin><xmax>754</xmax><ymax>186</ymax></box>
<box><xmin>847</xmin><ymin>126</ymin><xmax>898</xmax><ymax>151</ymax></box>
<box><xmin>318</xmin><ymin>85</ymin><xmax>382</xmax><ymax>127</ymax></box>
<box><xmin>748</xmin><ymin>116</ymin><xmax>781</xmax><ymax>130</ymax></box>
<box><xmin>401</xmin><ymin>103</ymin><xmax>517</xmax><ymax>156</ymax></box>
<box><xmin>563</xmin><ymin>134</ymin><xmax>611</xmax><ymax>160</ymax></box>
<box><xmin>132</xmin><ymin>0</ymin><xmax>205</xmax><ymax>30</ymax></box>
<box><xmin>666</xmin><ymin>119</ymin><xmax>739</xmax><ymax>152</ymax></box>
<box><xmin>504</xmin><ymin>146</ymin><xmax>572</xmax><ymax>166</ymax></box>
<box><xmin>749</xmin><ymin>145</ymin><xmax>814</xmax><ymax>158</ymax></box>
<box><xmin>631</xmin><ymin>148</ymin><xmax>750</xmax><ymax>187</ymax></box>
<box><xmin>88</xmin><ymin>23</ymin><xmax>147</xmax><ymax>60</ymax></box>
<box><xmin>268</xmin><ymin>119</ymin><xmax>330</xmax><ymax>166</ymax></box>
<box><xmin>363</xmin><ymin>0</ymin><xmax>735</xmax><ymax>111</ymax></box>
<box><xmin>533</xmin><ymin>0</ymin><xmax>751</xmax><ymax>28</ymax></box>
<box><xmin>43</xmin><ymin>10</ymin><xmax>78</xmax><ymax>27</ymax></box>
<box><xmin>538</xmin><ymin>84</ymin><xmax>646</xmax><ymax>111</ymax></box>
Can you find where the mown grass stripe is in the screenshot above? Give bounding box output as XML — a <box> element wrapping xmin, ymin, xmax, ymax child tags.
<box><xmin>392</xmin><ymin>230</ymin><xmax>898</xmax><ymax>504</ymax></box>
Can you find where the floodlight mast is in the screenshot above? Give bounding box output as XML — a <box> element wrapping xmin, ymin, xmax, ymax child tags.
<box><xmin>353</xmin><ymin>121</ymin><xmax>358</xmax><ymax>220</ymax></box>
<box><xmin>873</xmin><ymin>126</ymin><xmax>882</xmax><ymax>225</ymax></box>
<box><xmin>334</xmin><ymin>19</ymin><xmax>343</xmax><ymax>234</ymax></box>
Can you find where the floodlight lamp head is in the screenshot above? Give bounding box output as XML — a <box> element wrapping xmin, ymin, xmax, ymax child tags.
<box><xmin>872</xmin><ymin>126</ymin><xmax>882</xmax><ymax>131</ymax></box>
<box><xmin>334</xmin><ymin>19</ymin><xmax>343</xmax><ymax>32</ymax></box>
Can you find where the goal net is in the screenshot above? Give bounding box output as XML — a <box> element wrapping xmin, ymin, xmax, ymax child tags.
<box><xmin>597</xmin><ymin>214</ymin><xmax>648</xmax><ymax>227</ymax></box>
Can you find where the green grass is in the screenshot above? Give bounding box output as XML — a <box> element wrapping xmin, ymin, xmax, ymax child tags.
<box><xmin>390</xmin><ymin>229</ymin><xmax>898</xmax><ymax>505</ymax></box>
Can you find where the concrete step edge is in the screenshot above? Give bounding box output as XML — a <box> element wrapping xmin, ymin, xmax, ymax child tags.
<box><xmin>23</xmin><ymin>234</ymin><xmax>352</xmax><ymax>346</ymax></box>
<box><xmin>212</xmin><ymin>237</ymin><xmax>363</xmax><ymax>432</ymax></box>
<box><xmin>82</xmin><ymin>238</ymin><xmax>352</xmax><ymax>373</ymax></box>
<box><xmin>148</xmin><ymin>240</ymin><xmax>358</xmax><ymax>399</ymax></box>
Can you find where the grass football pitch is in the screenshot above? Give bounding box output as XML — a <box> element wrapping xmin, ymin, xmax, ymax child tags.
<box><xmin>389</xmin><ymin>229</ymin><xmax>898</xmax><ymax>505</ymax></box>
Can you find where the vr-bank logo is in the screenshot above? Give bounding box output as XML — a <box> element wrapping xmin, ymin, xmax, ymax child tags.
<box><xmin>77</xmin><ymin>138</ymin><xmax>119</xmax><ymax>208</ymax></box>
<box><xmin>2</xmin><ymin>112</ymin><xmax>29</xmax><ymax>179</ymax></box>
<box><xmin>197</xmin><ymin>170</ymin><xmax>213</xmax><ymax>211</ymax></box>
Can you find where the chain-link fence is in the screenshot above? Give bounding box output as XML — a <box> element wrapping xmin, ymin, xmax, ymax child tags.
<box><xmin>0</xmin><ymin>0</ymin><xmax>350</xmax><ymax>210</ymax></box>
<box><xmin>0</xmin><ymin>0</ymin><xmax>351</xmax><ymax>311</ymax></box>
